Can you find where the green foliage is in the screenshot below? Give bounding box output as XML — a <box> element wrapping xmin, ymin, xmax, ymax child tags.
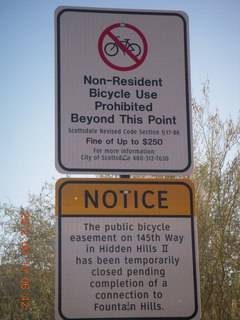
<box><xmin>0</xmin><ymin>83</ymin><xmax>239</xmax><ymax>319</ymax></box>
<box><xmin>191</xmin><ymin>82</ymin><xmax>240</xmax><ymax>320</ymax></box>
<box><xmin>0</xmin><ymin>182</ymin><xmax>55</xmax><ymax>319</ymax></box>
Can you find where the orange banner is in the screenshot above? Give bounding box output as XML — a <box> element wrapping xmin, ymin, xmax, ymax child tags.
<box><xmin>56</xmin><ymin>179</ymin><xmax>195</xmax><ymax>216</ymax></box>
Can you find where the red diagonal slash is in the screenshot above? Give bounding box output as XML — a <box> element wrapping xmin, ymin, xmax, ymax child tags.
<box><xmin>106</xmin><ymin>31</ymin><xmax>140</xmax><ymax>63</ymax></box>
<box><xmin>98</xmin><ymin>23</ymin><xmax>147</xmax><ymax>71</ymax></box>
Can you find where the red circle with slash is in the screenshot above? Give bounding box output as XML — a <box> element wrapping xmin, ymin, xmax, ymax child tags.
<box><xmin>98</xmin><ymin>23</ymin><xmax>148</xmax><ymax>71</ymax></box>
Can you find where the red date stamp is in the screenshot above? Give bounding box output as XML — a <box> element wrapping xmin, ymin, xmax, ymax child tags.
<box><xmin>20</xmin><ymin>211</ymin><xmax>31</xmax><ymax>307</ymax></box>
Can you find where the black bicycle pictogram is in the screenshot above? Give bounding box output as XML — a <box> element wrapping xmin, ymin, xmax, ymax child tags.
<box><xmin>104</xmin><ymin>36</ymin><xmax>142</xmax><ymax>57</ymax></box>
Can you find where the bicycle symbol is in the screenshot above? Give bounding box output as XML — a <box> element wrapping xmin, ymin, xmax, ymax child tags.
<box><xmin>99</xmin><ymin>23</ymin><xmax>147</xmax><ymax>71</ymax></box>
<box><xmin>104</xmin><ymin>36</ymin><xmax>142</xmax><ymax>57</ymax></box>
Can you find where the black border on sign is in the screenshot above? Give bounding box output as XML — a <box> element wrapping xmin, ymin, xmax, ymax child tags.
<box><xmin>57</xmin><ymin>180</ymin><xmax>199</xmax><ymax>320</ymax></box>
<box><xmin>55</xmin><ymin>7</ymin><xmax>192</xmax><ymax>174</ymax></box>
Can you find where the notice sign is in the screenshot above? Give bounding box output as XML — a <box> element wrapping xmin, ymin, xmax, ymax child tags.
<box><xmin>55</xmin><ymin>7</ymin><xmax>193</xmax><ymax>175</ymax></box>
<box><xmin>55</xmin><ymin>179</ymin><xmax>201</xmax><ymax>320</ymax></box>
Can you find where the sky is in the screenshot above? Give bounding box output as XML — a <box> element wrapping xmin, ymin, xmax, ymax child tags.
<box><xmin>0</xmin><ymin>0</ymin><xmax>239</xmax><ymax>207</ymax></box>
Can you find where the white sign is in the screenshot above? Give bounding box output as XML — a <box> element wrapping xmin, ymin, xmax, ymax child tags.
<box><xmin>55</xmin><ymin>7</ymin><xmax>193</xmax><ymax>175</ymax></box>
<box><xmin>55</xmin><ymin>179</ymin><xmax>201</xmax><ymax>320</ymax></box>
